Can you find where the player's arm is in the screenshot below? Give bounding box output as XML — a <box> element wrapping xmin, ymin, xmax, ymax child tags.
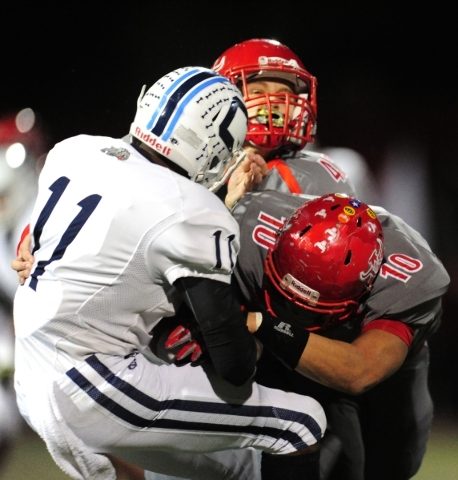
<box><xmin>248</xmin><ymin>313</ymin><xmax>409</xmax><ymax>395</ymax></box>
<box><xmin>174</xmin><ymin>276</ymin><xmax>261</xmax><ymax>386</ymax></box>
<box><xmin>295</xmin><ymin>327</ymin><xmax>408</xmax><ymax>395</ymax></box>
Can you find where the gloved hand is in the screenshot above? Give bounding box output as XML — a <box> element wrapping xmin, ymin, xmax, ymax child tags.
<box><xmin>149</xmin><ymin>304</ymin><xmax>208</xmax><ymax>366</ymax></box>
<box><xmin>165</xmin><ymin>324</ymin><xmax>205</xmax><ymax>363</ymax></box>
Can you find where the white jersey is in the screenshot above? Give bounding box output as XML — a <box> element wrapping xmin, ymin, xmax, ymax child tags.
<box><xmin>14</xmin><ymin>134</ymin><xmax>240</xmax><ymax>375</ymax></box>
<box><xmin>12</xmin><ymin>135</ymin><xmax>326</xmax><ymax>480</ymax></box>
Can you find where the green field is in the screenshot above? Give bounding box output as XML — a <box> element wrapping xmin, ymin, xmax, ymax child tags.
<box><xmin>1</xmin><ymin>417</ymin><xmax>457</xmax><ymax>479</ymax></box>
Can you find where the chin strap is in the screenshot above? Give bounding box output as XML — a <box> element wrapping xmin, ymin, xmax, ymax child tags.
<box><xmin>208</xmin><ymin>149</ymin><xmax>247</xmax><ymax>193</ymax></box>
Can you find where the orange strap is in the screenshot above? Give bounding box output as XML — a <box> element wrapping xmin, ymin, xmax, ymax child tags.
<box><xmin>267</xmin><ymin>159</ymin><xmax>303</xmax><ymax>194</ymax></box>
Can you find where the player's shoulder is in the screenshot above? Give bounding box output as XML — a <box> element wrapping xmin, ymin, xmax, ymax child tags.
<box><xmin>232</xmin><ymin>190</ymin><xmax>307</xmax><ymax>224</ymax></box>
<box><xmin>366</xmin><ymin>206</ymin><xmax>450</xmax><ymax>318</ymax></box>
<box><xmin>51</xmin><ymin>134</ymin><xmax>114</xmax><ymax>151</ymax></box>
<box><xmin>178</xmin><ymin>176</ymin><xmax>233</xmax><ymax>216</ymax></box>
<box><xmin>284</xmin><ymin>149</ymin><xmax>339</xmax><ymax>164</ymax></box>
<box><xmin>47</xmin><ymin>135</ymin><xmax>133</xmax><ymax>165</ymax></box>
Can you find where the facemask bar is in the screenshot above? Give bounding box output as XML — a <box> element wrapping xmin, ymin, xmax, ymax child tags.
<box><xmin>208</xmin><ymin>149</ymin><xmax>247</xmax><ymax>193</ymax></box>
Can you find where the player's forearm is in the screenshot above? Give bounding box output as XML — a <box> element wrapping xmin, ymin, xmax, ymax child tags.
<box><xmin>295</xmin><ymin>334</ymin><xmax>377</xmax><ymax>394</ymax></box>
<box><xmin>249</xmin><ymin>313</ymin><xmax>408</xmax><ymax>395</ymax></box>
<box><xmin>175</xmin><ymin>276</ymin><xmax>257</xmax><ymax>386</ymax></box>
<box><xmin>297</xmin><ymin>330</ymin><xmax>408</xmax><ymax>395</ymax></box>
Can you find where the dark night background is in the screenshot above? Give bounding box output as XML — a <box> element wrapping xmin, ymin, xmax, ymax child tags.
<box><xmin>2</xmin><ymin>2</ymin><xmax>457</xmax><ymax>417</ymax></box>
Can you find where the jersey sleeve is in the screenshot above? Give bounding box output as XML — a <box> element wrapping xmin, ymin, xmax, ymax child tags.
<box><xmin>364</xmin><ymin>208</ymin><xmax>450</xmax><ymax>324</ymax></box>
<box><xmin>147</xmin><ymin>189</ymin><xmax>240</xmax><ymax>287</ymax></box>
<box><xmin>361</xmin><ymin>319</ymin><xmax>414</xmax><ymax>347</ymax></box>
<box><xmin>363</xmin><ymin>207</ymin><xmax>450</xmax><ymax>351</ymax></box>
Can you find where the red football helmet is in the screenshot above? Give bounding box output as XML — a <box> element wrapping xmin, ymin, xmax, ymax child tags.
<box><xmin>264</xmin><ymin>193</ymin><xmax>384</xmax><ymax>330</ymax></box>
<box><xmin>212</xmin><ymin>39</ymin><xmax>317</xmax><ymax>151</ymax></box>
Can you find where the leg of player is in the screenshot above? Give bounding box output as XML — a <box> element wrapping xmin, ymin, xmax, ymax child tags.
<box><xmin>104</xmin><ymin>454</ymin><xmax>145</xmax><ymax>480</ymax></box>
<box><xmin>49</xmin><ymin>353</ymin><xmax>325</xmax><ymax>480</ymax></box>
<box><xmin>261</xmin><ymin>442</ymin><xmax>321</xmax><ymax>480</ymax></box>
<box><xmin>362</xmin><ymin>346</ymin><xmax>433</xmax><ymax>479</ymax></box>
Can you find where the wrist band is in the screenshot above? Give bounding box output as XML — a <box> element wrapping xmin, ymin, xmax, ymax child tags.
<box><xmin>253</xmin><ymin>312</ymin><xmax>310</xmax><ymax>369</ymax></box>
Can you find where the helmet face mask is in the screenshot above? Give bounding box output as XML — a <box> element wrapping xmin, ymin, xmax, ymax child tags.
<box><xmin>264</xmin><ymin>193</ymin><xmax>385</xmax><ymax>331</ymax></box>
<box><xmin>212</xmin><ymin>39</ymin><xmax>318</xmax><ymax>151</ymax></box>
<box><xmin>130</xmin><ymin>67</ymin><xmax>248</xmax><ymax>191</ymax></box>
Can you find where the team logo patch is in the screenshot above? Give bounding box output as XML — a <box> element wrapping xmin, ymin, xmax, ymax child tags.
<box><xmin>367</xmin><ymin>208</ymin><xmax>377</xmax><ymax>219</ymax></box>
<box><xmin>101</xmin><ymin>147</ymin><xmax>131</xmax><ymax>160</ymax></box>
<box><xmin>338</xmin><ymin>213</ymin><xmax>350</xmax><ymax>223</ymax></box>
<box><xmin>343</xmin><ymin>206</ymin><xmax>355</xmax><ymax>216</ymax></box>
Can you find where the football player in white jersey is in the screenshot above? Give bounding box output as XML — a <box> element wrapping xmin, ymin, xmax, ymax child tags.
<box><xmin>12</xmin><ymin>67</ymin><xmax>326</xmax><ymax>480</ymax></box>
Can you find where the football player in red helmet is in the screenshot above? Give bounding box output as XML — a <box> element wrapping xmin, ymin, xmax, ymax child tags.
<box><xmin>213</xmin><ymin>39</ymin><xmax>356</xmax><ymax>209</ymax></box>
<box><xmin>263</xmin><ymin>193</ymin><xmax>384</xmax><ymax>331</ymax></box>
<box><xmin>212</xmin><ymin>38</ymin><xmax>317</xmax><ymax>155</ymax></box>
<box><xmin>231</xmin><ymin>191</ymin><xmax>448</xmax><ymax>480</ymax></box>
<box><xmin>155</xmin><ymin>191</ymin><xmax>448</xmax><ymax>480</ymax></box>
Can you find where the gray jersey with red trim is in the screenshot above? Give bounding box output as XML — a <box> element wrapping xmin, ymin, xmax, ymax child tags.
<box><xmin>231</xmin><ymin>190</ymin><xmax>450</xmax><ymax>353</ymax></box>
<box><xmin>259</xmin><ymin>150</ymin><xmax>357</xmax><ymax>196</ymax></box>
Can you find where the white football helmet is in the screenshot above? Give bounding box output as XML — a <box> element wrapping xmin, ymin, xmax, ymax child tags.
<box><xmin>130</xmin><ymin>67</ymin><xmax>248</xmax><ymax>191</ymax></box>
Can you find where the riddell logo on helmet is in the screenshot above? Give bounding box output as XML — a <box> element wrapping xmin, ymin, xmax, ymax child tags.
<box><xmin>258</xmin><ymin>56</ymin><xmax>301</xmax><ymax>70</ymax></box>
<box><xmin>134</xmin><ymin>127</ymin><xmax>171</xmax><ymax>156</ymax></box>
<box><xmin>281</xmin><ymin>274</ymin><xmax>320</xmax><ymax>305</ymax></box>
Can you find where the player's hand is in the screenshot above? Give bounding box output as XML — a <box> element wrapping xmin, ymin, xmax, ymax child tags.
<box><xmin>225</xmin><ymin>151</ymin><xmax>268</xmax><ymax>210</ymax></box>
<box><xmin>149</xmin><ymin>310</ymin><xmax>208</xmax><ymax>366</ymax></box>
<box><xmin>165</xmin><ymin>325</ymin><xmax>205</xmax><ymax>363</ymax></box>
<box><xmin>11</xmin><ymin>233</ymin><xmax>34</xmax><ymax>285</ymax></box>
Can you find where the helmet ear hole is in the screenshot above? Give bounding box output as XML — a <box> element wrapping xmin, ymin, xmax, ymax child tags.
<box><xmin>299</xmin><ymin>225</ymin><xmax>312</xmax><ymax>237</ymax></box>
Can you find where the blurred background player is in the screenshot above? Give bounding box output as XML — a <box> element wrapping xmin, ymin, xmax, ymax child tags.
<box><xmin>0</xmin><ymin>108</ymin><xmax>47</xmax><ymax>470</ymax></box>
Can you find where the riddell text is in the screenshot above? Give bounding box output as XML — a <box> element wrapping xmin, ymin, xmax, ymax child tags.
<box><xmin>135</xmin><ymin>128</ymin><xmax>172</xmax><ymax>156</ymax></box>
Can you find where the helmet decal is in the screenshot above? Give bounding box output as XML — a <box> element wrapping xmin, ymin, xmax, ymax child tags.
<box><xmin>360</xmin><ymin>237</ymin><xmax>384</xmax><ymax>283</ymax></box>
<box><xmin>258</xmin><ymin>55</ymin><xmax>302</xmax><ymax>70</ymax></box>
